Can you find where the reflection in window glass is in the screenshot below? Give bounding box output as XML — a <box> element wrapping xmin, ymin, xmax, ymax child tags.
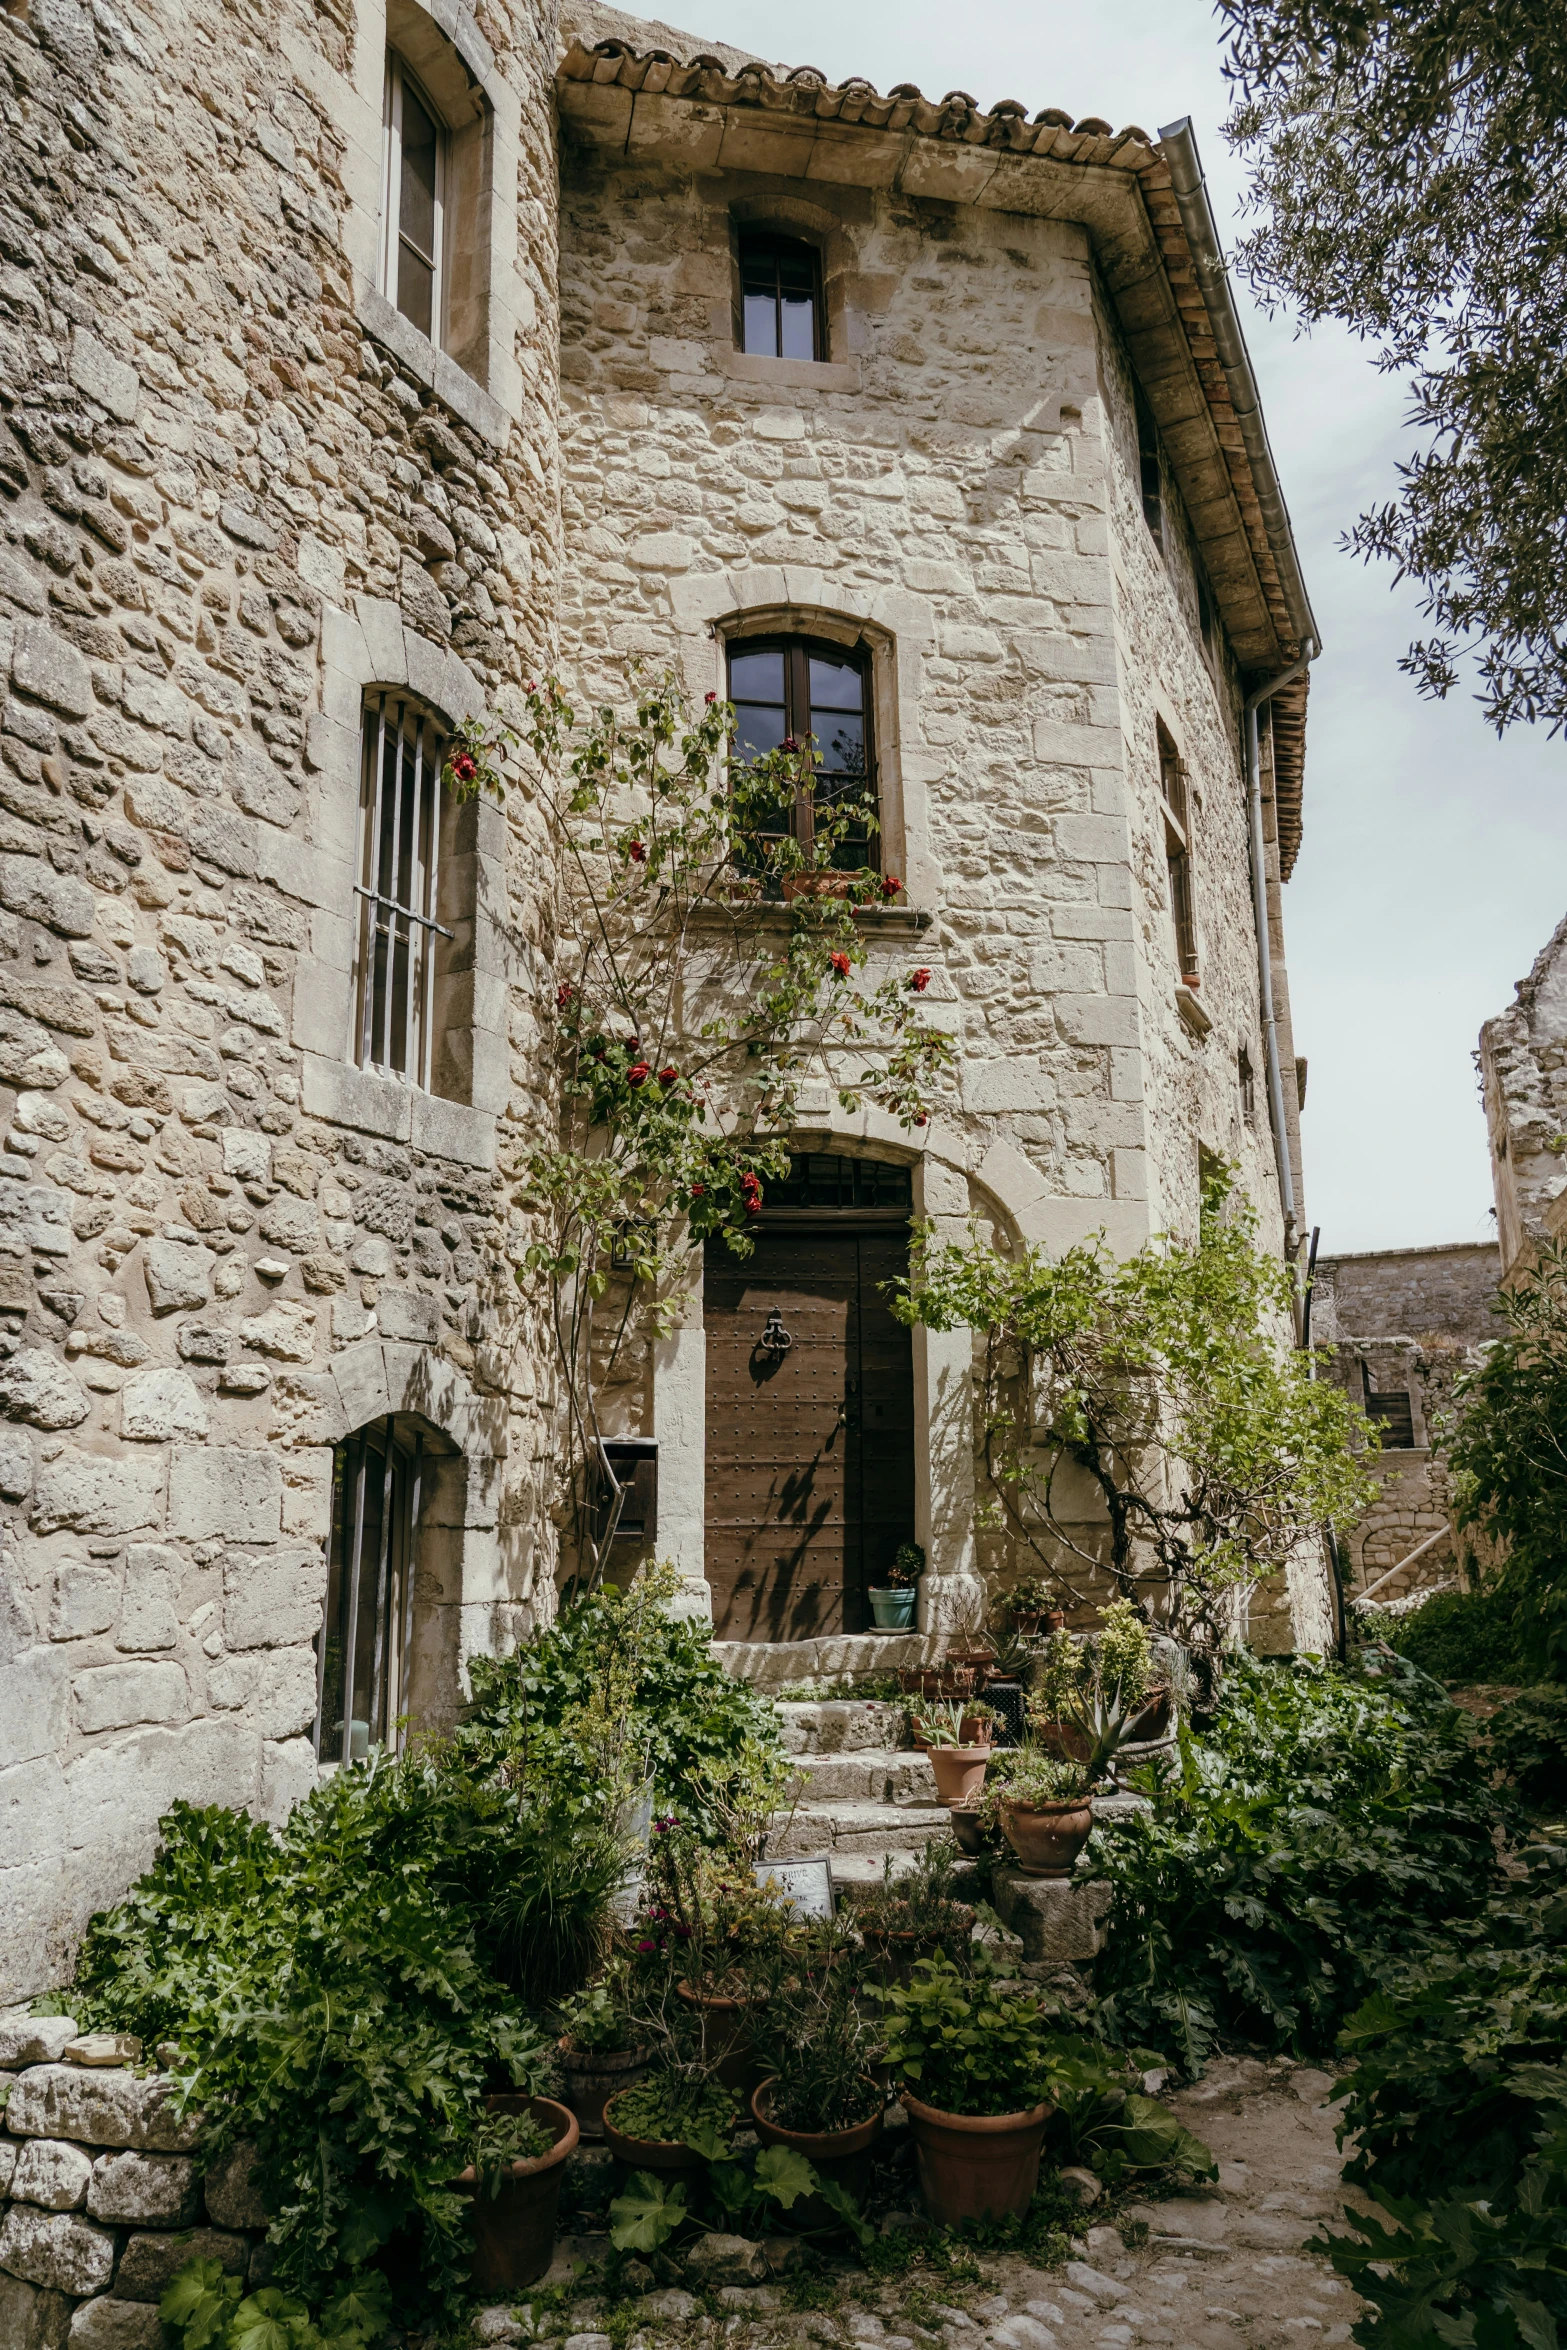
<box><xmin>725</xmin><ymin>636</ymin><xmax>875</xmax><ymax>873</ymax></box>
<box><xmin>737</xmin><ymin>235</ymin><xmax>823</xmax><ymax>362</ymax></box>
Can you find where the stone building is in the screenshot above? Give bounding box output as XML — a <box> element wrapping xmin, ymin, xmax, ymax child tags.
<box><xmin>1481</xmin><ymin>913</ymin><xmax>1567</xmax><ymax>1278</ymax></box>
<box><xmin>1313</xmin><ymin>1241</ymin><xmax>1499</xmax><ymax>1604</ymax></box>
<box><xmin>0</xmin><ymin>0</ymin><xmax>1323</xmax><ymax>2005</ymax></box>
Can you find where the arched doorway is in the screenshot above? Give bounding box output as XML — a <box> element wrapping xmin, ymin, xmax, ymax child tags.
<box><xmin>703</xmin><ymin>1154</ymin><xmax>917</xmax><ymax>1639</ymax></box>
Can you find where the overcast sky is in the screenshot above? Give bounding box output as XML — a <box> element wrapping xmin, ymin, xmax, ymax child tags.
<box><xmin>662</xmin><ymin>0</ymin><xmax>1567</xmax><ymax>1256</ymax></box>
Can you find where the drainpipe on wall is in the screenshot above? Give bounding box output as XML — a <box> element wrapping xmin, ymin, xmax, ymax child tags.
<box><xmin>1246</xmin><ymin>646</ymin><xmax>1317</xmax><ymax>1265</ymax></box>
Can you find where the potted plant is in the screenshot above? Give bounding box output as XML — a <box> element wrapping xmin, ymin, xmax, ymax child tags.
<box><xmin>988</xmin><ymin>1749</ymin><xmax>1096</xmax><ymax>1878</ymax></box>
<box><xmin>557</xmin><ymin>1969</ymin><xmax>648</xmax><ymax>2140</ymax></box>
<box><xmin>868</xmin><ymin>1542</ymin><xmax>924</xmax><ymax>1631</ymax></box>
<box><xmin>910</xmin><ymin>1698</ymin><xmax>993</xmax><ymax>1805</ymax></box>
<box><xmin>1094</xmin><ymin>1596</ymin><xmax>1173</xmax><ymax>1742</ymax></box>
<box><xmin>1026</xmin><ymin>1628</ymin><xmax>1093</xmax><ymax>1761</ymax></box>
<box><xmin>749</xmin><ymin>1950</ymin><xmax>887</xmax><ymax>2227</ymax></box>
<box><xmin>853</xmin><ymin>1841</ymin><xmax>974</xmax><ymax>1981</ymax></box>
<box><xmin>877</xmin><ymin>1958</ymin><xmax>1060</xmax><ymax>2224</ymax></box>
<box><xmin>457</xmin><ymin>2094</ymin><xmax>580</xmax><ymax>2292</ymax></box>
<box><xmin>601</xmin><ymin>2068</ymin><xmax>740</xmax><ymax>2178</ymax></box>
<box><xmin>1003</xmin><ymin>1575</ymin><xmax>1061</xmax><ymax>1637</ymax></box>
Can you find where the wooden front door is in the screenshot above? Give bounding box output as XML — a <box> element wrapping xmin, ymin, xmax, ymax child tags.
<box><xmin>703</xmin><ymin>1222</ymin><xmax>916</xmax><ymax>1639</ymax></box>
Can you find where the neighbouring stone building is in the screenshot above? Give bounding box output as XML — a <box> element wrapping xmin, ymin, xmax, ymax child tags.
<box><xmin>1482</xmin><ymin>912</ymin><xmax>1567</xmax><ymax>1278</ymax></box>
<box><xmin>0</xmin><ymin>0</ymin><xmax>1325</xmax><ymax>2008</ymax></box>
<box><xmin>1314</xmin><ymin>1242</ymin><xmax>1500</xmax><ymax>1605</ymax></box>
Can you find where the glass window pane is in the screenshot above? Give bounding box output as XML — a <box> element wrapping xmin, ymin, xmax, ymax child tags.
<box><xmin>732</xmin><ymin>703</ymin><xmax>786</xmax><ymax>760</ymax></box>
<box><xmin>776</xmin><ymin>246</ymin><xmax>816</xmax><ymax>294</ymax></box>
<box><xmin>399</xmin><ymin>86</ymin><xmax>438</xmax><ymax>260</ymax></box>
<box><xmin>808</xmin><ymin>655</ymin><xmax>864</xmax><ymax>712</ymax></box>
<box><xmin>779</xmin><ymin>295</ymin><xmax>815</xmax><ymax>362</ymax></box>
<box><xmin>741</xmin><ymin>290</ymin><xmax>778</xmax><ymax>357</ymax></box>
<box><xmin>814</xmin><ymin>712</ymin><xmax>864</xmax><ymax>774</ymax></box>
<box><xmin>728</xmin><ymin>648</ymin><xmax>785</xmax><ymax>703</ymax></box>
<box><xmin>396</xmin><ymin>245</ymin><xmax>434</xmax><ymax>339</ymax></box>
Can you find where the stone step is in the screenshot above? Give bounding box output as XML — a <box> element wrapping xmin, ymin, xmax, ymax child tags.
<box><xmin>776</xmin><ymin>1698</ymin><xmax>909</xmax><ymax>1755</ymax></box>
<box><xmin>787</xmin><ymin>1748</ymin><xmax>936</xmax><ymax>1803</ymax></box>
<box><xmin>765</xmin><ymin>1797</ymin><xmax>954</xmax><ymax>1859</ymax></box>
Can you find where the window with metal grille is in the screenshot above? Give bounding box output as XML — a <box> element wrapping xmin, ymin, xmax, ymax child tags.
<box><xmin>355</xmin><ymin>691</ymin><xmax>453</xmax><ymax>1087</ymax></box>
<box><xmin>737</xmin><ymin>233</ymin><xmax>824</xmax><ymax>361</ymax></box>
<box><xmin>727</xmin><ymin>636</ymin><xmax>876</xmax><ymax>871</ymax></box>
<box><xmin>313</xmin><ymin>1416</ymin><xmax>429</xmax><ymax>1765</ymax></box>
<box><xmin>1158</xmin><ymin>720</ymin><xmax>1198</xmax><ymax>983</ymax></box>
<box><xmin>1239</xmin><ymin>1044</ymin><xmax>1256</xmax><ymax>1124</ymax></box>
<box><xmin>382</xmin><ymin>53</ymin><xmax>445</xmax><ymax>343</ymax></box>
<box><xmin>763</xmin><ymin>1153</ymin><xmax>912</xmax><ymax>1212</ymax></box>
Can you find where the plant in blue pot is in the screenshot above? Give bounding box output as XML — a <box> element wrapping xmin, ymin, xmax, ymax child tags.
<box><xmin>868</xmin><ymin>1542</ymin><xmax>924</xmax><ymax>1631</ymax></box>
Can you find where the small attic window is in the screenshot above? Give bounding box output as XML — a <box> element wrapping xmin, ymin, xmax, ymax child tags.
<box><xmin>738</xmin><ymin>234</ymin><xmax>824</xmax><ymax>362</ymax></box>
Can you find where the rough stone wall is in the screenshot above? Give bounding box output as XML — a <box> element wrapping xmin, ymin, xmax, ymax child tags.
<box><xmin>1315</xmin><ymin>1246</ymin><xmax>1501</xmax><ymax>1596</ymax></box>
<box><xmin>0</xmin><ymin>0</ymin><xmax>562</xmax><ymax>2005</ymax></box>
<box><xmin>1480</xmin><ymin>915</ymin><xmax>1567</xmax><ymax>1277</ymax></box>
<box><xmin>0</xmin><ymin>2017</ymin><xmax>267</xmax><ymax>2348</ymax></box>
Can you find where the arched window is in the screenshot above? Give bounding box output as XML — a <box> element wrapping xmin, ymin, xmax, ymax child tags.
<box><xmin>313</xmin><ymin>1417</ymin><xmax>429</xmax><ymax>1764</ymax></box>
<box><xmin>382</xmin><ymin>52</ymin><xmax>446</xmax><ymax>342</ymax></box>
<box><xmin>356</xmin><ymin>690</ymin><xmax>470</xmax><ymax>1095</ymax></box>
<box><xmin>727</xmin><ymin>636</ymin><xmax>877</xmax><ymax>871</ymax></box>
<box><xmin>737</xmin><ymin>233</ymin><xmax>824</xmax><ymax>361</ymax></box>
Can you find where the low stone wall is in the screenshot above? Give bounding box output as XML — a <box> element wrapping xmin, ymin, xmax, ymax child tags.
<box><xmin>0</xmin><ymin>2018</ymin><xmax>265</xmax><ymax>2349</ymax></box>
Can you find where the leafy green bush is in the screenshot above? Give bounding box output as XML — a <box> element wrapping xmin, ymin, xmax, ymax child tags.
<box><xmin>1484</xmin><ymin>1687</ymin><xmax>1567</xmax><ymax>1812</ymax></box>
<box><xmin>1320</xmin><ymin>1842</ymin><xmax>1567</xmax><ymax>2344</ymax></box>
<box><xmin>1092</xmin><ymin>1654</ymin><xmax>1508</xmax><ymax>2071</ymax></box>
<box><xmin>161</xmin><ymin>2257</ymin><xmax>391</xmax><ymax>2350</ymax></box>
<box><xmin>75</xmin><ymin>1757</ymin><xmax>551</xmax><ymax>2321</ymax></box>
<box><xmin>458</xmin><ymin>1570</ymin><xmax>783</xmax><ymax>1840</ymax></box>
<box><xmin>1382</xmin><ymin>1584</ymin><xmax>1549</xmax><ymax>1686</ymax></box>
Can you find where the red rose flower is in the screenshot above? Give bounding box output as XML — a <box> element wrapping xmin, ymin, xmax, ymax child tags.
<box><xmin>914</xmin><ymin>1113</ymin><xmax>929</xmax><ymax>1127</ymax></box>
<box><xmin>782</xmin><ymin>736</ymin><xmax>798</xmax><ymax>753</ymax></box>
<box><xmin>882</xmin><ymin>873</ymin><xmax>903</xmax><ymax>898</ymax></box>
<box><xmin>628</xmin><ymin>840</ymin><xmax>646</xmax><ymax>863</ymax></box>
<box><xmin>910</xmin><ymin>967</ymin><xmax>931</xmax><ymax>993</ymax></box>
<box><xmin>690</xmin><ymin>1184</ymin><xmax>706</xmax><ymax>1199</ymax></box>
<box><xmin>627</xmin><ymin>1062</ymin><xmax>650</xmax><ymax>1086</ymax></box>
<box><xmin>556</xmin><ymin>982</ymin><xmax>575</xmax><ymax>1010</ymax></box>
<box><xmin>705</xmin><ymin>691</ymin><xmax>717</xmax><ymax>704</ymax></box>
<box><xmin>450</xmin><ymin>749</ymin><xmax>478</xmax><ymax>784</ymax></box>
<box><xmin>659</xmin><ymin>1065</ymin><xmax>678</xmax><ymax>1084</ymax></box>
<box><xmin>830</xmin><ymin>951</ymin><xmax>851</xmax><ymax>977</ymax></box>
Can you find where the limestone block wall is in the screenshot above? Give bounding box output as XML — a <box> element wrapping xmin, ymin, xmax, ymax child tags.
<box><xmin>0</xmin><ymin>0</ymin><xmax>563</xmax><ymax>2004</ymax></box>
<box><xmin>0</xmin><ymin>2018</ymin><xmax>268</xmax><ymax>2348</ymax></box>
<box><xmin>1480</xmin><ymin>917</ymin><xmax>1567</xmax><ymax>1277</ymax></box>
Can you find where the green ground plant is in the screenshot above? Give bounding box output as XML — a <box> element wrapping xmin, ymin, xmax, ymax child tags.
<box><xmin>1383</xmin><ymin>1584</ymin><xmax>1549</xmax><ymax>1687</ymax></box>
<box><xmin>1091</xmin><ymin>1652</ymin><xmax>1508</xmax><ymax>2071</ymax></box>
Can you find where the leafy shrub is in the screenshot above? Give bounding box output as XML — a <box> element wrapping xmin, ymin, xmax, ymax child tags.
<box><xmin>161</xmin><ymin>2257</ymin><xmax>391</xmax><ymax>2350</ymax></box>
<box><xmin>458</xmin><ymin>1569</ymin><xmax>783</xmax><ymax>1840</ymax></box>
<box><xmin>875</xmin><ymin>1957</ymin><xmax>1069</xmax><ymax>2116</ymax></box>
<box><xmin>1484</xmin><ymin>1686</ymin><xmax>1567</xmax><ymax>1811</ymax></box>
<box><xmin>1092</xmin><ymin>1653</ymin><xmax>1508</xmax><ymax>2072</ymax></box>
<box><xmin>1382</xmin><ymin>1583</ymin><xmax>1549</xmax><ymax>1685</ymax></box>
<box><xmin>1320</xmin><ymin>1842</ymin><xmax>1567</xmax><ymax>2343</ymax></box>
<box><xmin>76</xmin><ymin>1757</ymin><xmax>551</xmax><ymax>2320</ymax></box>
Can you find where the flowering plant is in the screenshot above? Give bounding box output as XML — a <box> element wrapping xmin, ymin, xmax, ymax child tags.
<box><xmin>503</xmin><ymin>669</ymin><xmax>952</xmax><ymax>1575</ymax></box>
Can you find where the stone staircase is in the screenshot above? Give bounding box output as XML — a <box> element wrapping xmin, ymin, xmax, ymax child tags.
<box><xmin>765</xmin><ymin>1697</ymin><xmax>957</xmax><ymax>1888</ymax></box>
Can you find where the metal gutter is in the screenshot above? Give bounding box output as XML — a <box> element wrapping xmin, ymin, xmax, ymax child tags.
<box><xmin>1156</xmin><ymin>117</ymin><xmax>1320</xmax><ymax>660</ymax></box>
<box><xmin>1245</xmin><ymin>644</ymin><xmax>1318</xmax><ymax>1257</ymax></box>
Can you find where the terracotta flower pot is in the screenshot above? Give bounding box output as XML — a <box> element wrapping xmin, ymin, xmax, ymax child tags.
<box><xmin>456</xmin><ymin>2094</ymin><xmax>578</xmax><ymax>2294</ymax></box>
<box><xmin>557</xmin><ymin>2037</ymin><xmax>650</xmax><ymax>2140</ymax></box>
<box><xmin>1000</xmin><ymin>1795</ymin><xmax>1095</xmax><ymax>1878</ymax></box>
<box><xmin>781</xmin><ymin>869</ymin><xmax>859</xmax><ymax>901</ymax></box>
<box><xmin>901</xmin><ymin>2090</ymin><xmax>1050</xmax><ymax>2225</ymax></box>
<box><xmin>1030</xmin><ymin>1716</ymin><xmax>1093</xmax><ymax>1764</ymax></box>
<box><xmin>751</xmin><ymin>2075</ymin><xmax>885</xmax><ymax>2226</ymax></box>
<box><xmin>1126</xmin><ymin>1682</ymin><xmax>1174</xmax><ymax>1742</ymax></box>
<box><xmin>948</xmin><ymin>1806</ymin><xmax>984</xmax><ymax>1857</ymax></box>
<box><xmin>928</xmin><ymin>1745</ymin><xmax>991</xmax><ymax>1805</ymax></box>
<box><xmin>677</xmin><ymin>1980</ymin><xmax>758</xmax><ymax>2090</ymax></box>
<box><xmin>601</xmin><ymin>2086</ymin><xmax>713</xmax><ymax>2178</ymax></box>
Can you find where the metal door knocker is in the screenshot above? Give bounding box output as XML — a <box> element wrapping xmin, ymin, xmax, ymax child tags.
<box><xmin>760</xmin><ymin>1308</ymin><xmax>794</xmax><ymax>1354</ymax></box>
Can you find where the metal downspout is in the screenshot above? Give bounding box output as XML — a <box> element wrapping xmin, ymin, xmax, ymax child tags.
<box><xmin>1245</xmin><ymin>645</ymin><xmax>1317</xmax><ymax>1258</ymax></box>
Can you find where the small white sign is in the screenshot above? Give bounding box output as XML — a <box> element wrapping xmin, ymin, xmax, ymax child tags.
<box><xmin>753</xmin><ymin>1857</ymin><xmax>835</xmax><ymax>1919</ymax></box>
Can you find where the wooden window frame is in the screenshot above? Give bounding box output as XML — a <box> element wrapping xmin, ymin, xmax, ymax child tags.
<box><xmin>726</xmin><ymin>633</ymin><xmax>879</xmax><ymax>871</ymax></box>
<box><xmin>381</xmin><ymin>50</ymin><xmax>447</xmax><ymax>348</ymax></box>
<box><xmin>735</xmin><ymin>232</ymin><xmax>826</xmax><ymax>363</ymax></box>
<box><xmin>1157</xmin><ymin>721</ymin><xmax>1199</xmax><ymax>984</ymax></box>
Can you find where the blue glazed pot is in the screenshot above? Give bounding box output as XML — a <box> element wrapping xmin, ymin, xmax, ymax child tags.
<box><xmin>868</xmin><ymin>1586</ymin><xmax>917</xmax><ymax>1631</ymax></box>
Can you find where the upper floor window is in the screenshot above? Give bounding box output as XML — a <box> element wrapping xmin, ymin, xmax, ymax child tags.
<box><xmin>1135</xmin><ymin>380</ymin><xmax>1164</xmax><ymax>550</ymax></box>
<box><xmin>727</xmin><ymin>636</ymin><xmax>876</xmax><ymax>870</ymax></box>
<box><xmin>1158</xmin><ymin>720</ymin><xmax>1198</xmax><ymax>984</ymax></box>
<box><xmin>356</xmin><ymin>691</ymin><xmax>462</xmax><ymax>1091</ymax></box>
<box><xmin>1361</xmin><ymin>1367</ymin><xmax>1416</xmax><ymax>1450</ymax></box>
<box><xmin>738</xmin><ymin>234</ymin><xmax>824</xmax><ymax>362</ymax></box>
<box><xmin>382</xmin><ymin>52</ymin><xmax>445</xmax><ymax>343</ymax></box>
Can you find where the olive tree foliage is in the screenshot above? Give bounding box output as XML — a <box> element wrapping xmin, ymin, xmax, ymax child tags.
<box><xmin>1446</xmin><ymin>1237</ymin><xmax>1567</xmax><ymax>1666</ymax></box>
<box><xmin>894</xmin><ymin>1176</ymin><xmax>1378</xmax><ymax>1652</ymax></box>
<box><xmin>1222</xmin><ymin>0</ymin><xmax>1567</xmax><ymax>731</ymax></box>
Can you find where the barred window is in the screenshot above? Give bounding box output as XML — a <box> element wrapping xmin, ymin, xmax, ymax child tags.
<box><xmin>356</xmin><ymin>691</ymin><xmax>454</xmax><ymax>1088</ymax></box>
<box><xmin>313</xmin><ymin>1416</ymin><xmax>428</xmax><ymax>1764</ymax></box>
<box><xmin>1158</xmin><ymin>720</ymin><xmax>1199</xmax><ymax>985</ymax></box>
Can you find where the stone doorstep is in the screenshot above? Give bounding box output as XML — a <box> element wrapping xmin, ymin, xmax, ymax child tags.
<box><xmin>765</xmin><ymin>1800</ymin><xmax>954</xmax><ymax>1859</ymax></box>
<box><xmin>717</xmin><ymin>1634</ymin><xmax>957</xmax><ymax>1687</ymax></box>
<box><xmin>777</xmin><ymin>1699</ymin><xmax>910</xmax><ymax>1755</ymax></box>
<box><xmin>787</xmin><ymin>1749</ymin><xmax>939</xmax><ymax>1803</ymax></box>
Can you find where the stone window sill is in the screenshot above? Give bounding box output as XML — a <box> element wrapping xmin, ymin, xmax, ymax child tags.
<box><xmin>1175</xmin><ymin>984</ymin><xmax>1212</xmax><ymax>1038</ymax></box>
<box><xmin>688</xmin><ymin>898</ymin><xmax>932</xmax><ymax>933</ymax></box>
<box><xmin>300</xmin><ymin>1055</ymin><xmax>498</xmax><ymax>1170</ymax></box>
<box><xmin>716</xmin><ymin>347</ymin><xmax>861</xmax><ymax>395</ymax></box>
<box><xmin>355</xmin><ymin>284</ymin><xmax>508</xmax><ymax>449</ymax></box>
